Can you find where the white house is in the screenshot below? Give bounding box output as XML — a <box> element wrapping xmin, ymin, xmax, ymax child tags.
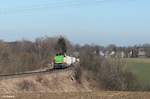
<box><xmin>138</xmin><ymin>48</ymin><xmax>146</xmax><ymax>57</ymax></box>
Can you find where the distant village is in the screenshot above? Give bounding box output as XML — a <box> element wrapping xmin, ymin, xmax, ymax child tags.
<box><xmin>95</xmin><ymin>45</ymin><xmax>149</xmax><ymax>58</ymax></box>
<box><xmin>74</xmin><ymin>44</ymin><xmax>150</xmax><ymax>58</ymax></box>
<box><xmin>97</xmin><ymin>48</ymin><xmax>146</xmax><ymax>58</ymax></box>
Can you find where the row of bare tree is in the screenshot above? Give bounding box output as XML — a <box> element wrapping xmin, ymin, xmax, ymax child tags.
<box><xmin>0</xmin><ymin>36</ymin><xmax>73</xmax><ymax>75</ymax></box>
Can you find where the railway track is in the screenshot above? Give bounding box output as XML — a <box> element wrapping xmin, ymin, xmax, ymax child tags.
<box><xmin>0</xmin><ymin>65</ymin><xmax>75</xmax><ymax>80</ymax></box>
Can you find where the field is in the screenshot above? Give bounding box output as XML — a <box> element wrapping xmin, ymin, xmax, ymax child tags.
<box><xmin>124</xmin><ymin>58</ymin><xmax>150</xmax><ymax>85</ymax></box>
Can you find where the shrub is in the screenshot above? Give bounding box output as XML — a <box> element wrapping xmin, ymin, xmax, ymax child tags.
<box><xmin>17</xmin><ymin>80</ymin><xmax>36</xmax><ymax>91</ymax></box>
<box><xmin>79</xmin><ymin>46</ymin><xmax>138</xmax><ymax>91</ymax></box>
<box><xmin>74</xmin><ymin>65</ymin><xmax>82</xmax><ymax>83</ymax></box>
<box><xmin>35</xmin><ymin>75</ymin><xmax>49</xmax><ymax>87</ymax></box>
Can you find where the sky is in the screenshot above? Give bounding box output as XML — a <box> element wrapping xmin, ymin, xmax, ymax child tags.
<box><xmin>0</xmin><ymin>0</ymin><xmax>150</xmax><ymax>46</ymax></box>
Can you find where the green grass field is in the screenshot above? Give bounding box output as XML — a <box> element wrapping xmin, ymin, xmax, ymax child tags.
<box><xmin>124</xmin><ymin>58</ymin><xmax>150</xmax><ymax>85</ymax></box>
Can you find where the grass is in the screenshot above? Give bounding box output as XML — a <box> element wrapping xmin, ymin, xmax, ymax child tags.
<box><xmin>0</xmin><ymin>92</ymin><xmax>150</xmax><ymax>99</ymax></box>
<box><xmin>124</xmin><ymin>58</ymin><xmax>150</xmax><ymax>85</ymax></box>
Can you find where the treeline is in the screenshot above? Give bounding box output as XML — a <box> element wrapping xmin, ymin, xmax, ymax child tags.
<box><xmin>0</xmin><ymin>36</ymin><xmax>73</xmax><ymax>74</ymax></box>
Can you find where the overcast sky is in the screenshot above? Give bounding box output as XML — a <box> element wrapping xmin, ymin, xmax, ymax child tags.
<box><xmin>0</xmin><ymin>0</ymin><xmax>150</xmax><ymax>46</ymax></box>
